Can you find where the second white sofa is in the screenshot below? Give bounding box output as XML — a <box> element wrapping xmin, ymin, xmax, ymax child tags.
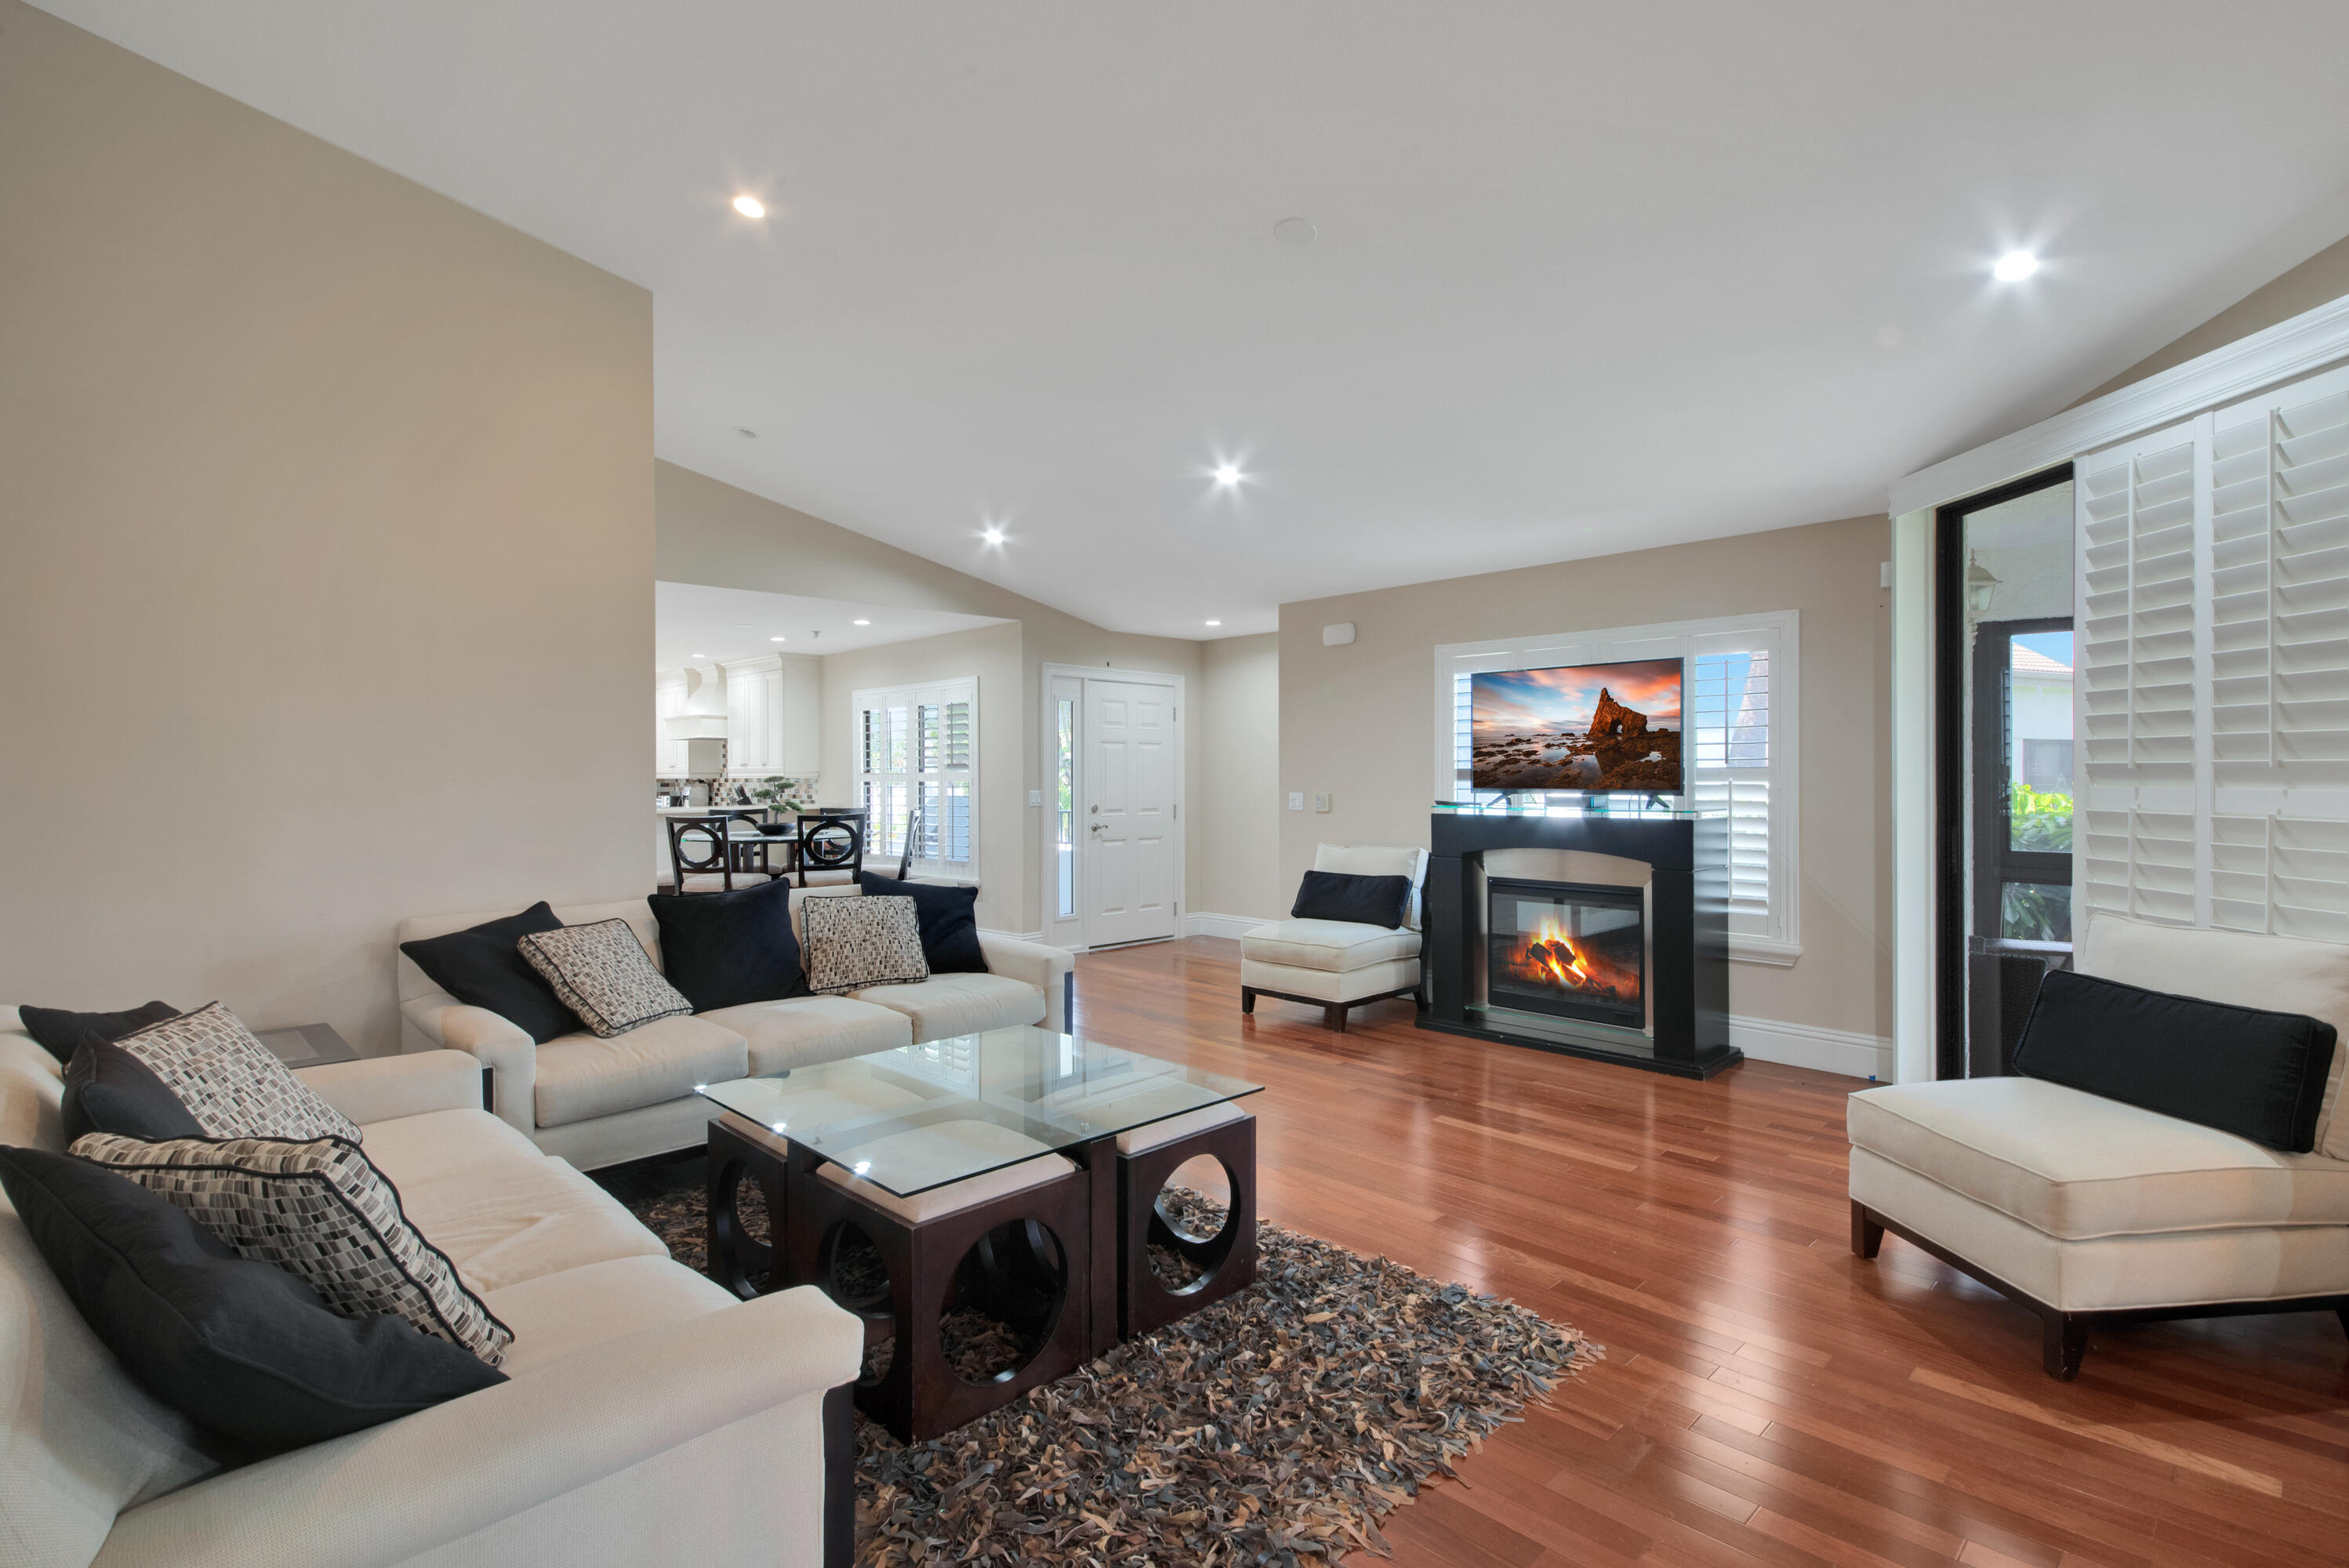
<box><xmin>0</xmin><ymin>1017</ymin><xmax>863</xmax><ymax>1568</ymax></box>
<box><xmin>399</xmin><ymin>888</ymin><xmax>1076</xmax><ymax>1171</ymax></box>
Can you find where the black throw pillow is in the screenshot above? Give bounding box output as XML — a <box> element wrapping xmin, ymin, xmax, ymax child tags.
<box><xmin>17</xmin><ymin>1001</ymin><xmax>180</xmax><ymax>1065</ymax></box>
<box><xmin>648</xmin><ymin>878</ymin><xmax>808</xmax><ymax>1012</ymax></box>
<box><xmin>2014</xmin><ymin>969</ymin><xmax>2340</xmax><ymax>1152</ymax></box>
<box><xmin>1290</xmin><ymin>869</ymin><xmax>1413</xmax><ymax>929</ymax></box>
<box><xmin>856</xmin><ymin>872</ymin><xmax>986</xmax><ymax>974</ymax></box>
<box><xmin>62</xmin><ymin>1034</ymin><xmax>205</xmax><ymax>1144</ymax></box>
<box><xmin>398</xmin><ymin>902</ymin><xmax>582</xmax><ymax>1044</ymax></box>
<box><xmin>0</xmin><ymin>1146</ymin><xmax>505</xmax><ymax>1449</ymax></box>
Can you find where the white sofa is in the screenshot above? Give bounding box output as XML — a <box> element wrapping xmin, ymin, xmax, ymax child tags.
<box><xmin>0</xmin><ymin>1013</ymin><xmax>863</xmax><ymax>1568</ymax></box>
<box><xmin>1848</xmin><ymin>914</ymin><xmax>2349</xmax><ymax>1379</ymax></box>
<box><xmin>1239</xmin><ymin>844</ymin><xmax>1428</xmax><ymax>1032</ymax></box>
<box><xmin>399</xmin><ymin>888</ymin><xmax>1076</xmax><ymax>1171</ymax></box>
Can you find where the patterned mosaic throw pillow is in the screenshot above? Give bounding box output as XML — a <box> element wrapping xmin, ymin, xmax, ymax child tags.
<box><xmin>515</xmin><ymin>917</ymin><xmax>693</xmax><ymax>1038</ymax></box>
<box><xmin>801</xmin><ymin>894</ymin><xmax>930</xmax><ymax>996</ymax></box>
<box><xmin>71</xmin><ymin>1131</ymin><xmax>513</xmax><ymax>1367</ymax></box>
<box><xmin>113</xmin><ymin>1002</ymin><xmax>362</xmax><ymax>1145</ymax></box>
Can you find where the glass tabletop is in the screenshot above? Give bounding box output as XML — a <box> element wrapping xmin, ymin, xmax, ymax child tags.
<box><xmin>695</xmin><ymin>1025</ymin><xmax>1262</xmax><ymax>1197</ymax></box>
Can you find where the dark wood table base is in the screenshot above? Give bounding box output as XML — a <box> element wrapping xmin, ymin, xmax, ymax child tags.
<box><xmin>706</xmin><ymin>1110</ymin><xmax>1258</xmax><ymax>1443</ymax></box>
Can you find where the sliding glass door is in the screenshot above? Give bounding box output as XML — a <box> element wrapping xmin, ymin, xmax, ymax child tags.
<box><xmin>1937</xmin><ymin>468</ymin><xmax>2075</xmax><ymax>1078</ymax></box>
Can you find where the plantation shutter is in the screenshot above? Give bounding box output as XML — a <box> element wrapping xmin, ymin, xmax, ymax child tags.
<box><xmin>855</xmin><ymin>680</ymin><xmax>978</xmax><ymax>880</ymax></box>
<box><xmin>2074</xmin><ymin>364</ymin><xmax>2349</xmax><ymax>942</ymax></box>
<box><xmin>1686</xmin><ymin>641</ymin><xmax>1776</xmax><ymax>934</ymax></box>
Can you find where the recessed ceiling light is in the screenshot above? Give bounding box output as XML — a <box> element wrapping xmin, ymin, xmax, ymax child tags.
<box><xmin>691</xmin><ymin>652</ymin><xmax>706</xmax><ymax>659</ymax></box>
<box><xmin>732</xmin><ymin>195</ymin><xmax>765</xmax><ymax>219</ymax></box>
<box><xmin>1205</xmin><ymin>619</ymin><xmax>1222</xmax><ymax>626</ymax></box>
<box><xmin>853</xmin><ymin>619</ymin><xmax>871</xmax><ymax>626</ymax></box>
<box><xmin>1273</xmin><ymin>217</ymin><xmax>1316</xmax><ymax>245</ymax></box>
<box><xmin>1993</xmin><ymin>251</ymin><xmax>2039</xmax><ymax>282</ymax></box>
<box><xmin>1213</xmin><ymin>464</ymin><xmax>1243</xmax><ymax>487</ymax></box>
<box><xmin>769</xmin><ymin>635</ymin><xmax>786</xmax><ymax>642</ymax></box>
<box><xmin>982</xmin><ymin>526</ymin><xmax>1005</xmax><ymax>545</ymax></box>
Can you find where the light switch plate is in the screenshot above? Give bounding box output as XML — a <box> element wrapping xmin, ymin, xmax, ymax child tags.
<box><xmin>1313</xmin><ymin>792</ymin><xmax>1331</xmax><ymax>812</ymax></box>
<box><xmin>1287</xmin><ymin>792</ymin><xmax>1305</xmax><ymax>811</ymax></box>
<box><xmin>1028</xmin><ymin>789</ymin><xmax>1042</xmax><ymax>807</ymax></box>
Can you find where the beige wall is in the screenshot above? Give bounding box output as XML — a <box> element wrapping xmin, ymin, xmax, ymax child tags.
<box><xmin>1278</xmin><ymin>515</ymin><xmax>1892</xmax><ymax>1040</ymax></box>
<box><xmin>1195</xmin><ymin>634</ymin><xmax>1283</xmax><ymax>920</ymax></box>
<box><xmin>0</xmin><ymin>3</ymin><xmax>652</xmax><ymax>1052</ymax></box>
<box><xmin>655</xmin><ymin>460</ymin><xmax>1206</xmax><ymax>934</ymax></box>
<box><xmin>2079</xmin><ymin>230</ymin><xmax>2349</xmax><ymax>405</ymax></box>
<box><xmin>817</xmin><ymin>623</ymin><xmax>1025</xmax><ymax>933</ymax></box>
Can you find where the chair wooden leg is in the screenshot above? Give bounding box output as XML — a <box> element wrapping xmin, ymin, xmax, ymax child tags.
<box><xmin>2042</xmin><ymin>1312</ymin><xmax>2088</xmax><ymax>1381</ymax></box>
<box><xmin>1240</xmin><ymin>987</ymin><xmax>1257</xmax><ymax>1014</ymax></box>
<box><xmin>1850</xmin><ymin>1200</ymin><xmax>1883</xmax><ymax>1260</ymax></box>
<box><xmin>1323</xmin><ymin>1004</ymin><xmax>1347</xmax><ymax>1033</ymax></box>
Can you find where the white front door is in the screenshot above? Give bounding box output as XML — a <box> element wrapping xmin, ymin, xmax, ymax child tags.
<box><xmin>1083</xmin><ymin>677</ymin><xmax>1178</xmax><ymax>946</ymax></box>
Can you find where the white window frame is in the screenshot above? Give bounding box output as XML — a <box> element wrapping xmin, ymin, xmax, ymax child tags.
<box><xmin>851</xmin><ymin>678</ymin><xmax>978</xmax><ymax>884</ymax></box>
<box><xmin>1430</xmin><ymin>609</ymin><xmax>1801</xmax><ymax>965</ymax></box>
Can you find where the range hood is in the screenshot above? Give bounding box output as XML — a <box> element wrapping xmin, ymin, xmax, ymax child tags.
<box><xmin>663</xmin><ymin>664</ymin><xmax>727</xmax><ymax>740</ymax></box>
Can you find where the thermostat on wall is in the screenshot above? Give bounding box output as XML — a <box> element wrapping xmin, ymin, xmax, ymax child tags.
<box><xmin>1322</xmin><ymin>622</ymin><xmax>1356</xmax><ymax>647</ymax></box>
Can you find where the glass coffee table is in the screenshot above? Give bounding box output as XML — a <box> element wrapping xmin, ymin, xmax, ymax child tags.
<box><xmin>695</xmin><ymin>1025</ymin><xmax>1262</xmax><ymax>1439</ymax></box>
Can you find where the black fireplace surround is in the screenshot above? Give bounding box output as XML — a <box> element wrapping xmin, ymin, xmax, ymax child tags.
<box><xmin>1419</xmin><ymin>808</ymin><xmax>1737</xmax><ymax>1079</ymax></box>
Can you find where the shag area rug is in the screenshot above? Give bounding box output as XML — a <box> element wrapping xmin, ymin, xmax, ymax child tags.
<box><xmin>608</xmin><ymin>1156</ymin><xmax>1599</xmax><ymax>1566</ymax></box>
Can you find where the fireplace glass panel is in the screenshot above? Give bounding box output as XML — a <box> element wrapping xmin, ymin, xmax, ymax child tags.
<box><xmin>1485</xmin><ymin>878</ymin><xmax>1645</xmax><ymax>1029</ymax></box>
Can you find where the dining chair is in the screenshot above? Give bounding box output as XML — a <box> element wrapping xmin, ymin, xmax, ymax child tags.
<box><xmin>667</xmin><ymin>815</ymin><xmax>780</xmax><ymax>894</ymax></box>
<box><xmin>793</xmin><ymin>809</ymin><xmax>867</xmax><ymax>887</ymax></box>
<box><xmin>895</xmin><ymin>800</ymin><xmax>923</xmax><ymax>880</ymax></box>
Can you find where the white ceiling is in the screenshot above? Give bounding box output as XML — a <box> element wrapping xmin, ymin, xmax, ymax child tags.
<box><xmin>39</xmin><ymin>2</ymin><xmax>2349</xmax><ymax>638</ymax></box>
<box><xmin>654</xmin><ymin>582</ymin><xmax>1010</xmax><ymax>671</ymax></box>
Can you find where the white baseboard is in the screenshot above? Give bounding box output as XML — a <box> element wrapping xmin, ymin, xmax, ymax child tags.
<box><xmin>1729</xmin><ymin>1014</ymin><xmax>1891</xmax><ymax>1081</ymax></box>
<box><xmin>1184</xmin><ymin>911</ymin><xmax>1274</xmax><ymax>941</ymax></box>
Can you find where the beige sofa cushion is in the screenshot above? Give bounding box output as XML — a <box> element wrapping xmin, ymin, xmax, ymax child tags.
<box><xmin>355</xmin><ymin>1106</ymin><xmax>544</xmax><ymax>1187</ymax></box>
<box><xmin>2078</xmin><ymin>913</ymin><xmax>2349</xmax><ymax>1160</ymax></box>
<box><xmin>1848</xmin><ymin>1076</ymin><xmax>2349</xmax><ymax>1240</ymax></box>
<box><xmin>531</xmin><ymin>1014</ymin><xmax>748</xmax><ymax>1128</ymax></box>
<box><xmin>700</xmin><ymin>994</ymin><xmax>913</xmax><ymax>1075</ymax></box>
<box><xmin>1240</xmin><ymin>918</ymin><xmax>1420</xmax><ymax>972</ymax></box>
<box><xmin>395</xmin><ymin>1151</ymin><xmax>667</xmax><ymax>1294</ymax></box>
<box><xmin>850</xmin><ymin>974</ymin><xmax>1046</xmax><ymax>1040</ymax></box>
<box><xmin>484</xmin><ymin>1254</ymin><xmax>739</xmax><ymax>1377</ymax></box>
<box><xmin>1313</xmin><ymin>843</ymin><xmax>1429</xmax><ymax>931</ymax></box>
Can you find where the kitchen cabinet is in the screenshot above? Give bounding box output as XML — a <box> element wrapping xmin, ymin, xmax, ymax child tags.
<box><xmin>722</xmin><ymin>654</ymin><xmax>820</xmax><ymax>776</ymax></box>
<box><xmin>654</xmin><ymin>673</ymin><xmax>688</xmax><ymax>775</ymax></box>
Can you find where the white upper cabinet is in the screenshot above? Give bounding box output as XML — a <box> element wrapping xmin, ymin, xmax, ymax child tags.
<box><xmin>719</xmin><ymin>653</ymin><xmax>821</xmax><ymax>776</ymax></box>
<box><xmin>655</xmin><ymin>673</ymin><xmax>688</xmax><ymax>776</ymax></box>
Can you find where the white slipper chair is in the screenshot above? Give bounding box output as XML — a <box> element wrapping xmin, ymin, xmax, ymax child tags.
<box><xmin>1239</xmin><ymin>844</ymin><xmax>1428</xmax><ymax>1032</ymax></box>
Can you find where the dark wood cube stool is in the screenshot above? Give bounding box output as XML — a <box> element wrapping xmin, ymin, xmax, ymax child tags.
<box><xmin>1116</xmin><ymin>1105</ymin><xmax>1256</xmax><ymax>1340</ymax></box>
<box><xmin>784</xmin><ymin>1120</ymin><xmax>1093</xmax><ymax>1443</ymax></box>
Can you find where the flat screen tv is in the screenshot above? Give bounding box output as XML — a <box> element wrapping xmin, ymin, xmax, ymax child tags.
<box><xmin>1470</xmin><ymin>658</ymin><xmax>1683</xmax><ymax>793</ymax></box>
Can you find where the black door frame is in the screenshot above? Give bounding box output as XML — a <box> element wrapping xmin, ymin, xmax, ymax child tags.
<box><xmin>1970</xmin><ymin>615</ymin><xmax>2075</xmax><ymax>940</ymax></box>
<box><xmin>1935</xmin><ymin>464</ymin><xmax>2074</xmax><ymax>1080</ymax></box>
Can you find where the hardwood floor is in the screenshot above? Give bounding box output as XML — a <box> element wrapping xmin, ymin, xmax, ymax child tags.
<box><xmin>1072</xmin><ymin>938</ymin><xmax>2349</xmax><ymax>1568</ymax></box>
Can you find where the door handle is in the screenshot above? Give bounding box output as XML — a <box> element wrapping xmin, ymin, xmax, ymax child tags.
<box><xmin>1090</xmin><ymin>822</ymin><xmax>1106</xmax><ymax>833</ymax></box>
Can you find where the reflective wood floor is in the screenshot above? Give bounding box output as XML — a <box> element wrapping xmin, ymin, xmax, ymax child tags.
<box><xmin>1073</xmin><ymin>938</ymin><xmax>2349</xmax><ymax>1568</ymax></box>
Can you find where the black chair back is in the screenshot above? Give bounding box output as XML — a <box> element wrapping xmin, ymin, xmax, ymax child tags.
<box><xmin>896</xmin><ymin>800</ymin><xmax>923</xmax><ymax>880</ymax></box>
<box><xmin>794</xmin><ymin>809</ymin><xmax>866</xmax><ymax>885</ymax></box>
<box><xmin>666</xmin><ymin>815</ymin><xmax>739</xmax><ymax>893</ymax></box>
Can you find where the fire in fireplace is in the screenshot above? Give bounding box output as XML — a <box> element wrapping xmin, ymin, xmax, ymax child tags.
<box><xmin>1485</xmin><ymin>877</ymin><xmax>1646</xmax><ymax>1030</ymax></box>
